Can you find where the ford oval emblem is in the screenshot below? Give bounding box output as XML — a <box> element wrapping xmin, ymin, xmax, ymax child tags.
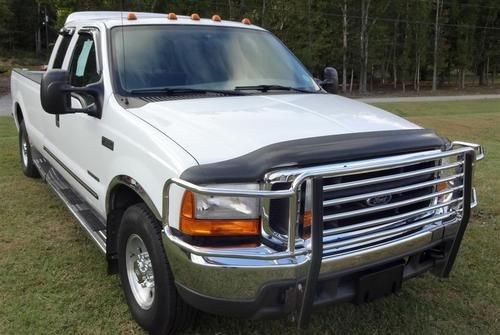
<box><xmin>366</xmin><ymin>195</ymin><xmax>392</xmax><ymax>207</ymax></box>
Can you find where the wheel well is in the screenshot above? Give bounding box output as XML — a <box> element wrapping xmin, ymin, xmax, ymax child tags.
<box><xmin>106</xmin><ymin>185</ymin><xmax>144</xmax><ymax>274</ymax></box>
<box><xmin>109</xmin><ymin>184</ymin><xmax>143</xmax><ymax>212</ymax></box>
<box><xmin>15</xmin><ymin>103</ymin><xmax>23</xmax><ymax>127</ymax></box>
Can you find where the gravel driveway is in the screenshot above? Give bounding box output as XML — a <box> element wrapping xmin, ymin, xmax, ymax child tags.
<box><xmin>0</xmin><ymin>94</ymin><xmax>12</xmax><ymax>117</ymax></box>
<box><xmin>358</xmin><ymin>94</ymin><xmax>500</xmax><ymax>103</ymax></box>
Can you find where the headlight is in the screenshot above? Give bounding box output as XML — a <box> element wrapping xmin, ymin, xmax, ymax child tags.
<box><xmin>179</xmin><ymin>184</ymin><xmax>260</xmax><ymax>237</ymax></box>
<box><xmin>194</xmin><ymin>184</ymin><xmax>260</xmax><ymax>219</ymax></box>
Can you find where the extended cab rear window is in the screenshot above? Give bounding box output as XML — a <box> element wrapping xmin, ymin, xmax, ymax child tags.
<box><xmin>52</xmin><ymin>34</ymin><xmax>72</xmax><ymax>69</ymax></box>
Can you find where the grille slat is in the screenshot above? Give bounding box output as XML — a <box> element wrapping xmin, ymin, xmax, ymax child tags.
<box><xmin>323</xmin><ymin>161</ymin><xmax>462</xmax><ymax>192</ymax></box>
<box><xmin>323</xmin><ymin>173</ymin><xmax>463</xmax><ymax>207</ymax></box>
<box><xmin>323</xmin><ymin>185</ymin><xmax>462</xmax><ymax>220</ymax></box>
<box><xmin>324</xmin><ymin>197</ymin><xmax>463</xmax><ymax>236</ymax></box>
<box><xmin>322</xmin><ymin>211</ymin><xmax>457</xmax><ymax>252</ymax></box>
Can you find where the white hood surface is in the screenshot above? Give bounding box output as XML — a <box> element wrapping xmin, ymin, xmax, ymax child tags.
<box><xmin>129</xmin><ymin>94</ymin><xmax>420</xmax><ymax>165</ymax></box>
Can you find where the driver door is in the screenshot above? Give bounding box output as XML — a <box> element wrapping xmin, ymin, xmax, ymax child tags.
<box><xmin>44</xmin><ymin>27</ymin><xmax>107</xmax><ymax>213</ymax></box>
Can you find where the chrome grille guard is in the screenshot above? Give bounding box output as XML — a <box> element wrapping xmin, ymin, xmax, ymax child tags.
<box><xmin>162</xmin><ymin>141</ymin><xmax>483</xmax><ymax>327</ymax></box>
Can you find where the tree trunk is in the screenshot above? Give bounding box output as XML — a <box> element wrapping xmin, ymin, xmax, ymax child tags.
<box><xmin>261</xmin><ymin>0</ymin><xmax>266</xmax><ymax>27</ymax></box>
<box><xmin>350</xmin><ymin>68</ymin><xmax>354</xmax><ymax>94</ymax></box>
<box><xmin>381</xmin><ymin>59</ymin><xmax>386</xmax><ymax>85</ymax></box>
<box><xmin>486</xmin><ymin>56</ymin><xmax>490</xmax><ymax>86</ymax></box>
<box><xmin>35</xmin><ymin>2</ymin><xmax>41</xmax><ymax>55</ymax></box>
<box><xmin>478</xmin><ymin>61</ymin><xmax>486</xmax><ymax>86</ymax></box>
<box><xmin>342</xmin><ymin>0</ymin><xmax>348</xmax><ymax>93</ymax></box>
<box><xmin>392</xmin><ymin>17</ymin><xmax>398</xmax><ymax>89</ymax></box>
<box><xmin>307</xmin><ymin>0</ymin><xmax>312</xmax><ymax>66</ymax></box>
<box><xmin>414</xmin><ymin>52</ymin><xmax>417</xmax><ymax>91</ymax></box>
<box><xmin>414</xmin><ymin>52</ymin><xmax>421</xmax><ymax>93</ymax></box>
<box><xmin>359</xmin><ymin>0</ymin><xmax>371</xmax><ymax>94</ymax></box>
<box><xmin>151</xmin><ymin>0</ymin><xmax>157</xmax><ymax>11</ymax></box>
<box><xmin>228</xmin><ymin>0</ymin><xmax>233</xmax><ymax>20</ymax></box>
<box><xmin>461</xmin><ymin>68</ymin><xmax>466</xmax><ymax>89</ymax></box>
<box><xmin>370</xmin><ymin>64</ymin><xmax>374</xmax><ymax>91</ymax></box>
<box><xmin>432</xmin><ymin>0</ymin><xmax>442</xmax><ymax>92</ymax></box>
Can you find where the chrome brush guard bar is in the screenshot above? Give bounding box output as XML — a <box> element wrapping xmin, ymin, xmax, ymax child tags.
<box><xmin>162</xmin><ymin>141</ymin><xmax>483</xmax><ymax>327</ymax></box>
<box><xmin>163</xmin><ymin>141</ymin><xmax>482</xmax><ymax>259</ymax></box>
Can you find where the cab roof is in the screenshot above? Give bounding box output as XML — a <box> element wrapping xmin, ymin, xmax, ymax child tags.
<box><xmin>65</xmin><ymin>11</ymin><xmax>264</xmax><ymax>31</ymax></box>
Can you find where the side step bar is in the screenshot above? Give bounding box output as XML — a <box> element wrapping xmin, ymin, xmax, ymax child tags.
<box><xmin>32</xmin><ymin>147</ymin><xmax>107</xmax><ymax>253</ymax></box>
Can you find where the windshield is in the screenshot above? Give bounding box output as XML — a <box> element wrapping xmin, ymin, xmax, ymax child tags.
<box><xmin>110</xmin><ymin>25</ymin><xmax>319</xmax><ymax>94</ymax></box>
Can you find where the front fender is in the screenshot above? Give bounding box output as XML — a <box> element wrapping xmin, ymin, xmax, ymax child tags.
<box><xmin>106</xmin><ymin>175</ymin><xmax>161</xmax><ymax>220</ymax></box>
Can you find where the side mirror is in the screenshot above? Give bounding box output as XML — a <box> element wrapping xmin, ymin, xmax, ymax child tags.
<box><xmin>321</xmin><ymin>67</ymin><xmax>338</xmax><ymax>94</ymax></box>
<box><xmin>40</xmin><ymin>70</ymin><xmax>70</xmax><ymax>115</ymax></box>
<box><xmin>40</xmin><ymin>69</ymin><xmax>103</xmax><ymax>118</ymax></box>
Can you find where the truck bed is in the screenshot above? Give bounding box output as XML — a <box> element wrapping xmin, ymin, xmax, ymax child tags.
<box><xmin>11</xmin><ymin>68</ymin><xmax>44</xmax><ymax>84</ymax></box>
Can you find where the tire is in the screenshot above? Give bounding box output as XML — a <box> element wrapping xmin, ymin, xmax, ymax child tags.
<box><xmin>117</xmin><ymin>203</ymin><xmax>196</xmax><ymax>335</ymax></box>
<box><xmin>19</xmin><ymin>121</ymin><xmax>40</xmax><ymax>178</ymax></box>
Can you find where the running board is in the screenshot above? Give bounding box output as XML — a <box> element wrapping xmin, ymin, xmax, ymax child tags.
<box><xmin>32</xmin><ymin>147</ymin><xmax>107</xmax><ymax>253</ymax></box>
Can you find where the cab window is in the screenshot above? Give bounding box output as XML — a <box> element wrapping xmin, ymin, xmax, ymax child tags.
<box><xmin>69</xmin><ymin>33</ymin><xmax>99</xmax><ymax>87</ymax></box>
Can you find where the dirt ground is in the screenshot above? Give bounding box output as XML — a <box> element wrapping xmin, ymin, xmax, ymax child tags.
<box><xmin>0</xmin><ymin>75</ymin><xmax>9</xmax><ymax>96</ymax></box>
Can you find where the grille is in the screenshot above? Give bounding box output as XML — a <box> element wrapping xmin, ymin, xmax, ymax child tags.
<box><xmin>322</xmin><ymin>160</ymin><xmax>437</xmax><ymax>231</ymax></box>
<box><xmin>266</xmin><ymin>150</ymin><xmax>468</xmax><ymax>256</ymax></box>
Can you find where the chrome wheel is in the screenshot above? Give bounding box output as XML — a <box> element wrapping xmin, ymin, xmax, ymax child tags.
<box><xmin>21</xmin><ymin>133</ymin><xmax>29</xmax><ymax>167</ymax></box>
<box><xmin>126</xmin><ymin>234</ymin><xmax>155</xmax><ymax>310</ymax></box>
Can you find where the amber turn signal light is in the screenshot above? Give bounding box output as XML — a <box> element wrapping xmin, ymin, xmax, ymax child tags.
<box><xmin>191</xmin><ymin>13</ymin><xmax>201</xmax><ymax>21</ymax></box>
<box><xmin>167</xmin><ymin>12</ymin><xmax>177</xmax><ymax>20</ymax></box>
<box><xmin>436</xmin><ymin>181</ymin><xmax>448</xmax><ymax>192</ymax></box>
<box><xmin>127</xmin><ymin>12</ymin><xmax>137</xmax><ymax>20</ymax></box>
<box><xmin>302</xmin><ymin>211</ymin><xmax>312</xmax><ymax>239</ymax></box>
<box><xmin>212</xmin><ymin>14</ymin><xmax>222</xmax><ymax>22</ymax></box>
<box><xmin>180</xmin><ymin>191</ymin><xmax>260</xmax><ymax>236</ymax></box>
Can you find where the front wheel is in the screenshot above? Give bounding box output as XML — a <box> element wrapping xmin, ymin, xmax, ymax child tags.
<box><xmin>117</xmin><ymin>203</ymin><xmax>196</xmax><ymax>335</ymax></box>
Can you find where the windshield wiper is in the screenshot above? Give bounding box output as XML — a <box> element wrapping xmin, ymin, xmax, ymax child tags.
<box><xmin>129</xmin><ymin>87</ymin><xmax>246</xmax><ymax>96</ymax></box>
<box><xmin>234</xmin><ymin>85</ymin><xmax>316</xmax><ymax>93</ymax></box>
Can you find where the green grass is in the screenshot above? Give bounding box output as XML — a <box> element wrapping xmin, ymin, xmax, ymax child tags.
<box><xmin>0</xmin><ymin>99</ymin><xmax>499</xmax><ymax>334</ymax></box>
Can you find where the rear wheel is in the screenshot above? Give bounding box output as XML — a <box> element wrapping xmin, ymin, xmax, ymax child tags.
<box><xmin>18</xmin><ymin>121</ymin><xmax>40</xmax><ymax>178</ymax></box>
<box><xmin>117</xmin><ymin>203</ymin><xmax>196</xmax><ymax>335</ymax></box>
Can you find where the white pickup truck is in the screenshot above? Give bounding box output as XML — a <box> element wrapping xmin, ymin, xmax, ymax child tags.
<box><xmin>11</xmin><ymin>11</ymin><xmax>484</xmax><ymax>335</ymax></box>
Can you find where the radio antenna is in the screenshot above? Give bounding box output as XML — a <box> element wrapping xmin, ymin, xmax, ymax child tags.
<box><xmin>120</xmin><ymin>0</ymin><xmax>129</xmax><ymax>105</ymax></box>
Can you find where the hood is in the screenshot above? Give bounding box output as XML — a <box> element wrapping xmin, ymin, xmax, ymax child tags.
<box><xmin>129</xmin><ymin>93</ymin><xmax>420</xmax><ymax>165</ymax></box>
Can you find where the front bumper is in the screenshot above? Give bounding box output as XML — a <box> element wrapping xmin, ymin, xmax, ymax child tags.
<box><xmin>162</xmin><ymin>142</ymin><xmax>483</xmax><ymax>324</ymax></box>
<box><xmin>164</xmin><ymin>220</ymin><xmax>461</xmax><ymax>319</ymax></box>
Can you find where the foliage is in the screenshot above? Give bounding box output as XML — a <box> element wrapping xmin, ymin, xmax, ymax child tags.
<box><xmin>0</xmin><ymin>0</ymin><xmax>499</xmax><ymax>91</ymax></box>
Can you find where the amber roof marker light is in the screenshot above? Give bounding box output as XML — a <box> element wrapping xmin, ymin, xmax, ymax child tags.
<box><xmin>191</xmin><ymin>13</ymin><xmax>201</xmax><ymax>21</ymax></box>
<box><xmin>167</xmin><ymin>12</ymin><xmax>177</xmax><ymax>20</ymax></box>
<box><xmin>127</xmin><ymin>12</ymin><xmax>137</xmax><ymax>20</ymax></box>
<box><xmin>242</xmin><ymin>18</ymin><xmax>251</xmax><ymax>25</ymax></box>
<box><xmin>212</xmin><ymin>14</ymin><xmax>222</xmax><ymax>22</ymax></box>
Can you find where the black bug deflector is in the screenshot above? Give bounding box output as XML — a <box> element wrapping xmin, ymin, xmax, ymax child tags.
<box><xmin>180</xmin><ymin>129</ymin><xmax>449</xmax><ymax>184</ymax></box>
